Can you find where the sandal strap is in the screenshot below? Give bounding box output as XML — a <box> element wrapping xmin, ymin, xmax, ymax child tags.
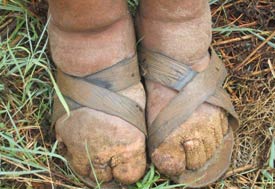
<box><xmin>140</xmin><ymin>48</ymin><xmax>197</xmax><ymax>91</ymax></box>
<box><xmin>52</xmin><ymin>54</ymin><xmax>147</xmax><ymax>136</ymax></box>
<box><xmin>139</xmin><ymin>48</ymin><xmax>239</xmax><ymax>154</ymax></box>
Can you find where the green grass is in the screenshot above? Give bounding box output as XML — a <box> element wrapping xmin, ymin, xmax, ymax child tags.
<box><xmin>1</xmin><ymin>0</ymin><xmax>275</xmax><ymax>189</ymax></box>
<box><xmin>130</xmin><ymin>166</ymin><xmax>187</xmax><ymax>189</ymax></box>
<box><xmin>0</xmin><ymin>0</ymin><xmax>72</xmax><ymax>186</ymax></box>
<box><xmin>0</xmin><ymin>1</ymin><xmax>70</xmax><ymax>188</ymax></box>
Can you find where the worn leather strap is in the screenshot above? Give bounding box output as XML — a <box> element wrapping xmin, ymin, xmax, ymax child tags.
<box><xmin>139</xmin><ymin>48</ymin><xmax>239</xmax><ymax>154</ymax></box>
<box><xmin>140</xmin><ymin>48</ymin><xmax>197</xmax><ymax>91</ymax></box>
<box><xmin>52</xmin><ymin>54</ymin><xmax>147</xmax><ymax>136</ymax></box>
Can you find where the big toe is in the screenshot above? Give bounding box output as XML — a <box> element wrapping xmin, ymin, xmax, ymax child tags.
<box><xmin>89</xmin><ymin>159</ymin><xmax>113</xmax><ymax>183</ymax></box>
<box><xmin>183</xmin><ymin>139</ymin><xmax>207</xmax><ymax>170</ymax></box>
<box><xmin>152</xmin><ymin>141</ymin><xmax>186</xmax><ymax>176</ymax></box>
<box><xmin>112</xmin><ymin>153</ymin><xmax>146</xmax><ymax>184</ymax></box>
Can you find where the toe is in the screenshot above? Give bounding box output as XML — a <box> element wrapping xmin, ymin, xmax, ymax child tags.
<box><xmin>202</xmin><ymin>134</ymin><xmax>217</xmax><ymax>161</ymax></box>
<box><xmin>152</xmin><ymin>141</ymin><xmax>186</xmax><ymax>176</ymax></box>
<box><xmin>68</xmin><ymin>152</ymin><xmax>90</xmax><ymax>176</ymax></box>
<box><xmin>213</xmin><ymin>123</ymin><xmax>224</xmax><ymax>147</ymax></box>
<box><xmin>183</xmin><ymin>139</ymin><xmax>207</xmax><ymax>170</ymax></box>
<box><xmin>220</xmin><ymin>110</ymin><xmax>229</xmax><ymax>135</ymax></box>
<box><xmin>89</xmin><ymin>164</ymin><xmax>113</xmax><ymax>183</ymax></box>
<box><xmin>112</xmin><ymin>153</ymin><xmax>146</xmax><ymax>184</ymax></box>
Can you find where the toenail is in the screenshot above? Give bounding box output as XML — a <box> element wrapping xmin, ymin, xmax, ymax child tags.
<box><xmin>183</xmin><ymin>139</ymin><xmax>200</xmax><ymax>151</ymax></box>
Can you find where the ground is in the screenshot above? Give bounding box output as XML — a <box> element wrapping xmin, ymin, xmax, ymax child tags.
<box><xmin>0</xmin><ymin>0</ymin><xmax>274</xmax><ymax>188</ymax></box>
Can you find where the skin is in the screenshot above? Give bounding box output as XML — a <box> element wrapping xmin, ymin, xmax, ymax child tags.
<box><xmin>136</xmin><ymin>0</ymin><xmax>229</xmax><ymax>177</ymax></box>
<box><xmin>48</xmin><ymin>0</ymin><xmax>146</xmax><ymax>184</ymax></box>
<box><xmin>49</xmin><ymin>0</ymin><xmax>230</xmax><ymax>185</ymax></box>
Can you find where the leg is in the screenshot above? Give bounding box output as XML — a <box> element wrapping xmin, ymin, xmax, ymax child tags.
<box><xmin>49</xmin><ymin>0</ymin><xmax>146</xmax><ymax>185</ymax></box>
<box><xmin>136</xmin><ymin>0</ymin><xmax>235</xmax><ymax>186</ymax></box>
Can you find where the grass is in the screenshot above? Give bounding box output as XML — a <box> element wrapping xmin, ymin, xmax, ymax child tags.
<box><xmin>1</xmin><ymin>0</ymin><xmax>275</xmax><ymax>188</ymax></box>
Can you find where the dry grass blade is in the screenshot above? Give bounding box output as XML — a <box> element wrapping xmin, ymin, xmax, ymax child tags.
<box><xmin>234</xmin><ymin>30</ymin><xmax>275</xmax><ymax>71</ymax></box>
<box><xmin>267</xmin><ymin>59</ymin><xmax>275</xmax><ymax>79</ymax></box>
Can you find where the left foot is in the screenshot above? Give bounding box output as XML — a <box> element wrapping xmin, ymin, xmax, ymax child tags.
<box><xmin>136</xmin><ymin>0</ymin><xmax>238</xmax><ymax>187</ymax></box>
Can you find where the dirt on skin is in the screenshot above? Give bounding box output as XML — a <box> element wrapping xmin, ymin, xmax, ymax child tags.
<box><xmin>0</xmin><ymin>0</ymin><xmax>274</xmax><ymax>189</ymax></box>
<box><xmin>49</xmin><ymin>0</ymin><xmax>234</xmax><ymax>186</ymax></box>
<box><xmin>55</xmin><ymin>90</ymin><xmax>146</xmax><ymax>184</ymax></box>
<box><xmin>48</xmin><ymin>0</ymin><xmax>148</xmax><ymax>185</ymax></box>
<box><xmin>136</xmin><ymin>0</ymin><xmax>231</xmax><ymax>178</ymax></box>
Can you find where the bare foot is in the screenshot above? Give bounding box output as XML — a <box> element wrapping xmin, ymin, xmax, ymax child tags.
<box><xmin>136</xmin><ymin>0</ymin><xmax>231</xmax><ymax>181</ymax></box>
<box><xmin>49</xmin><ymin>0</ymin><xmax>146</xmax><ymax>185</ymax></box>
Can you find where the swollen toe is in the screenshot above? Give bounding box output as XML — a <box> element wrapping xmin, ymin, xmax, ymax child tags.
<box><xmin>67</xmin><ymin>151</ymin><xmax>113</xmax><ymax>183</ymax></box>
<box><xmin>183</xmin><ymin>139</ymin><xmax>207</xmax><ymax>170</ymax></box>
<box><xmin>68</xmin><ymin>153</ymin><xmax>90</xmax><ymax>176</ymax></box>
<box><xmin>152</xmin><ymin>142</ymin><xmax>186</xmax><ymax>176</ymax></box>
<box><xmin>112</xmin><ymin>153</ymin><xmax>146</xmax><ymax>184</ymax></box>
<box><xmin>201</xmin><ymin>137</ymin><xmax>216</xmax><ymax>161</ymax></box>
<box><xmin>89</xmin><ymin>164</ymin><xmax>113</xmax><ymax>183</ymax></box>
<box><xmin>220</xmin><ymin>111</ymin><xmax>229</xmax><ymax>135</ymax></box>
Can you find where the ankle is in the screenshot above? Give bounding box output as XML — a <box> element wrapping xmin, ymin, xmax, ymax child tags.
<box><xmin>49</xmin><ymin>15</ymin><xmax>136</xmax><ymax>77</ymax></box>
<box><xmin>190</xmin><ymin>53</ymin><xmax>210</xmax><ymax>72</ymax></box>
<box><xmin>138</xmin><ymin>0</ymin><xmax>208</xmax><ymax>22</ymax></box>
<box><xmin>136</xmin><ymin>12</ymin><xmax>212</xmax><ymax>66</ymax></box>
<box><xmin>48</xmin><ymin>0</ymin><xmax>128</xmax><ymax>32</ymax></box>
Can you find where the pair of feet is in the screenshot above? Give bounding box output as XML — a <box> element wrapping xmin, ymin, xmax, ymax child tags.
<box><xmin>48</xmin><ymin>1</ymin><xmax>238</xmax><ymax>188</ymax></box>
<box><xmin>55</xmin><ymin>92</ymin><xmax>230</xmax><ymax>186</ymax></box>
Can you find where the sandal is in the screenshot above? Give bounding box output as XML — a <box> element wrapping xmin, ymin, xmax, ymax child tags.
<box><xmin>139</xmin><ymin>47</ymin><xmax>239</xmax><ymax>188</ymax></box>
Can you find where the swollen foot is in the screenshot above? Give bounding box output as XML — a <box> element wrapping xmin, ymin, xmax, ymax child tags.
<box><xmin>153</xmin><ymin>107</ymin><xmax>229</xmax><ymax>172</ymax></box>
<box><xmin>55</xmin><ymin>100</ymin><xmax>146</xmax><ymax>184</ymax></box>
<box><xmin>49</xmin><ymin>0</ymin><xmax>146</xmax><ymax>186</ymax></box>
<box><xmin>136</xmin><ymin>0</ymin><xmax>238</xmax><ymax>187</ymax></box>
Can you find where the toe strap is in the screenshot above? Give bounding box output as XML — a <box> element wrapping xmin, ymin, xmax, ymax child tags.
<box><xmin>52</xmin><ymin>54</ymin><xmax>147</xmax><ymax>136</ymax></box>
<box><xmin>139</xmin><ymin>48</ymin><xmax>239</xmax><ymax>154</ymax></box>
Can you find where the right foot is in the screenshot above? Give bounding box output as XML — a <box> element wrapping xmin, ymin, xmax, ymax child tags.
<box><xmin>55</xmin><ymin>86</ymin><xmax>146</xmax><ymax>184</ymax></box>
<box><xmin>48</xmin><ymin>0</ymin><xmax>146</xmax><ymax>185</ymax></box>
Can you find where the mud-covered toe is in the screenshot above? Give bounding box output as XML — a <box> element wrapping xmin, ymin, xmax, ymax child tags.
<box><xmin>69</xmin><ymin>163</ymin><xmax>125</xmax><ymax>189</ymax></box>
<box><xmin>171</xmin><ymin>128</ymin><xmax>234</xmax><ymax>188</ymax></box>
